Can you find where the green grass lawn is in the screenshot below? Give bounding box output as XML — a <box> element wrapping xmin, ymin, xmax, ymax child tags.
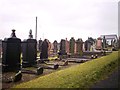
<box><xmin>13</xmin><ymin>51</ymin><xmax>119</xmax><ymax>88</ymax></box>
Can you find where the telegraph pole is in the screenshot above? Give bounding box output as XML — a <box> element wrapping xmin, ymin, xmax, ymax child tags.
<box><xmin>35</xmin><ymin>16</ymin><xmax>37</xmax><ymax>40</ymax></box>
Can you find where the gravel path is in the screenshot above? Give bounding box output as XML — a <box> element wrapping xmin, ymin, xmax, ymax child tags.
<box><xmin>90</xmin><ymin>67</ymin><xmax>119</xmax><ymax>89</ymax></box>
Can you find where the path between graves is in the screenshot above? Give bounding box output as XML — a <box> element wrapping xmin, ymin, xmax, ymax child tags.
<box><xmin>90</xmin><ymin>66</ymin><xmax>119</xmax><ymax>88</ymax></box>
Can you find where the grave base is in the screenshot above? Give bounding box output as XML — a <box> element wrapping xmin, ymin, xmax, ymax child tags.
<box><xmin>2</xmin><ymin>64</ymin><xmax>21</xmax><ymax>72</ymax></box>
<box><xmin>22</xmin><ymin>61</ymin><xmax>37</xmax><ymax>68</ymax></box>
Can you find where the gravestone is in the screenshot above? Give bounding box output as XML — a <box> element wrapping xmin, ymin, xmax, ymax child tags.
<box><xmin>102</xmin><ymin>36</ymin><xmax>107</xmax><ymax>49</ymax></box>
<box><xmin>65</xmin><ymin>38</ymin><xmax>69</xmax><ymax>54</ymax></box>
<box><xmin>40</xmin><ymin>39</ymin><xmax>49</xmax><ymax>60</ymax></box>
<box><xmin>69</xmin><ymin>37</ymin><xmax>75</xmax><ymax>55</ymax></box>
<box><xmin>59</xmin><ymin>39</ymin><xmax>66</xmax><ymax>55</ymax></box>
<box><xmin>13</xmin><ymin>71</ymin><xmax>22</xmax><ymax>82</ymax></box>
<box><xmin>2</xmin><ymin>29</ymin><xmax>21</xmax><ymax>72</ymax></box>
<box><xmin>37</xmin><ymin>67</ymin><xmax>43</xmax><ymax>75</ymax></box>
<box><xmin>74</xmin><ymin>42</ymin><xmax>77</xmax><ymax>54</ymax></box>
<box><xmin>84</xmin><ymin>37</ymin><xmax>95</xmax><ymax>51</ymax></box>
<box><xmin>84</xmin><ymin>40</ymin><xmax>90</xmax><ymax>51</ymax></box>
<box><xmin>48</xmin><ymin>41</ymin><xmax>53</xmax><ymax>56</ymax></box>
<box><xmin>96</xmin><ymin>37</ymin><xmax>102</xmax><ymax>50</ymax></box>
<box><xmin>76</xmin><ymin>38</ymin><xmax>83</xmax><ymax>55</ymax></box>
<box><xmin>53</xmin><ymin>40</ymin><xmax>58</xmax><ymax>54</ymax></box>
<box><xmin>21</xmin><ymin>30</ymin><xmax>37</xmax><ymax>67</ymax></box>
<box><xmin>54</xmin><ymin>63</ymin><xmax>59</xmax><ymax>69</ymax></box>
<box><xmin>84</xmin><ymin>40</ymin><xmax>88</xmax><ymax>51</ymax></box>
<box><xmin>38</xmin><ymin>38</ymin><xmax>43</xmax><ymax>53</ymax></box>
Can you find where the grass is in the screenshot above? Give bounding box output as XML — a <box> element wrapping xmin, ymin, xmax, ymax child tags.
<box><xmin>13</xmin><ymin>50</ymin><xmax>119</xmax><ymax>88</ymax></box>
<box><xmin>48</xmin><ymin>56</ymin><xmax>58</xmax><ymax>61</ymax></box>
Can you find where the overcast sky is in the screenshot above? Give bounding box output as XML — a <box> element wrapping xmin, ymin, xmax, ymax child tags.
<box><xmin>0</xmin><ymin>0</ymin><xmax>118</xmax><ymax>42</ymax></box>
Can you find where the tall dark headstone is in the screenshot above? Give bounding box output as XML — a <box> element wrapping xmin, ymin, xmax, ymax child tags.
<box><xmin>38</xmin><ymin>38</ymin><xmax>43</xmax><ymax>52</ymax></box>
<box><xmin>69</xmin><ymin>37</ymin><xmax>75</xmax><ymax>55</ymax></box>
<box><xmin>21</xmin><ymin>30</ymin><xmax>37</xmax><ymax>67</ymax></box>
<box><xmin>53</xmin><ymin>40</ymin><xmax>58</xmax><ymax>54</ymax></box>
<box><xmin>102</xmin><ymin>36</ymin><xmax>107</xmax><ymax>49</ymax></box>
<box><xmin>2</xmin><ymin>29</ymin><xmax>21</xmax><ymax>72</ymax></box>
<box><xmin>84</xmin><ymin>40</ymin><xmax>88</xmax><ymax>51</ymax></box>
<box><xmin>40</xmin><ymin>39</ymin><xmax>49</xmax><ymax>60</ymax></box>
<box><xmin>59</xmin><ymin>39</ymin><xmax>66</xmax><ymax>55</ymax></box>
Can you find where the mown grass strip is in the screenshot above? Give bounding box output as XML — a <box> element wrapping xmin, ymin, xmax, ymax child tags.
<box><xmin>13</xmin><ymin>51</ymin><xmax>119</xmax><ymax>88</ymax></box>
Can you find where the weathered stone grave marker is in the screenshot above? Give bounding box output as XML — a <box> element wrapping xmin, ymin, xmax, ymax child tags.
<box><xmin>38</xmin><ymin>38</ymin><xmax>43</xmax><ymax>53</ymax></box>
<box><xmin>21</xmin><ymin>30</ymin><xmax>37</xmax><ymax>67</ymax></box>
<box><xmin>75</xmin><ymin>38</ymin><xmax>83</xmax><ymax>56</ymax></box>
<box><xmin>96</xmin><ymin>37</ymin><xmax>102</xmax><ymax>50</ymax></box>
<box><xmin>69</xmin><ymin>37</ymin><xmax>75</xmax><ymax>55</ymax></box>
<box><xmin>13</xmin><ymin>71</ymin><xmax>22</xmax><ymax>82</ymax></box>
<box><xmin>2</xmin><ymin>29</ymin><xmax>21</xmax><ymax>72</ymax></box>
<box><xmin>53</xmin><ymin>40</ymin><xmax>58</xmax><ymax>54</ymax></box>
<box><xmin>40</xmin><ymin>39</ymin><xmax>49</xmax><ymax>62</ymax></box>
<box><xmin>58</xmin><ymin>39</ymin><xmax>67</xmax><ymax>60</ymax></box>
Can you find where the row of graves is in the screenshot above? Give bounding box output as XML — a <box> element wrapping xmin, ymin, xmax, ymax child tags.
<box><xmin>1</xmin><ymin>29</ymin><xmax>119</xmax><ymax>89</ymax></box>
<box><xmin>1</xmin><ymin>30</ymin><xmax>70</xmax><ymax>89</ymax></box>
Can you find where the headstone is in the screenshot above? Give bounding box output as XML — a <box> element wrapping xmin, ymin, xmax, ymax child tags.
<box><xmin>85</xmin><ymin>37</ymin><xmax>95</xmax><ymax>51</ymax></box>
<box><xmin>13</xmin><ymin>71</ymin><xmax>22</xmax><ymax>82</ymax></box>
<box><xmin>74</xmin><ymin>42</ymin><xmax>77</xmax><ymax>54</ymax></box>
<box><xmin>54</xmin><ymin>63</ymin><xmax>59</xmax><ymax>69</ymax></box>
<box><xmin>48</xmin><ymin>41</ymin><xmax>54</xmax><ymax>56</ymax></box>
<box><xmin>84</xmin><ymin>40</ymin><xmax>88</xmax><ymax>51</ymax></box>
<box><xmin>96</xmin><ymin>37</ymin><xmax>102</xmax><ymax>50</ymax></box>
<box><xmin>102</xmin><ymin>36</ymin><xmax>107</xmax><ymax>49</ymax></box>
<box><xmin>2</xmin><ymin>29</ymin><xmax>21</xmax><ymax>72</ymax></box>
<box><xmin>65</xmin><ymin>38</ymin><xmax>69</xmax><ymax>54</ymax></box>
<box><xmin>48</xmin><ymin>40</ymin><xmax>51</xmax><ymax>56</ymax></box>
<box><xmin>69</xmin><ymin>37</ymin><xmax>75</xmax><ymax>55</ymax></box>
<box><xmin>53</xmin><ymin>40</ymin><xmax>58</xmax><ymax>54</ymax></box>
<box><xmin>38</xmin><ymin>38</ymin><xmax>43</xmax><ymax>52</ymax></box>
<box><xmin>40</xmin><ymin>39</ymin><xmax>49</xmax><ymax>60</ymax></box>
<box><xmin>75</xmin><ymin>38</ymin><xmax>83</xmax><ymax>55</ymax></box>
<box><xmin>37</xmin><ymin>67</ymin><xmax>43</xmax><ymax>75</ymax></box>
<box><xmin>21</xmin><ymin>30</ymin><xmax>37</xmax><ymax>67</ymax></box>
<box><xmin>63</xmin><ymin>60</ymin><xmax>68</xmax><ymax>66</ymax></box>
<box><xmin>59</xmin><ymin>39</ymin><xmax>66</xmax><ymax>55</ymax></box>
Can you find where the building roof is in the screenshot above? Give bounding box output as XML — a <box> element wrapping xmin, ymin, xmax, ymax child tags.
<box><xmin>100</xmin><ymin>34</ymin><xmax>118</xmax><ymax>40</ymax></box>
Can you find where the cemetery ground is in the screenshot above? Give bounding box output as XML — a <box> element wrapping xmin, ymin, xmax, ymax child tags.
<box><xmin>1</xmin><ymin>50</ymin><xmax>119</xmax><ymax>89</ymax></box>
<box><xmin>12</xmin><ymin>51</ymin><xmax>119</xmax><ymax>89</ymax></box>
<box><xmin>2</xmin><ymin>57</ymin><xmax>81</xmax><ymax>89</ymax></box>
